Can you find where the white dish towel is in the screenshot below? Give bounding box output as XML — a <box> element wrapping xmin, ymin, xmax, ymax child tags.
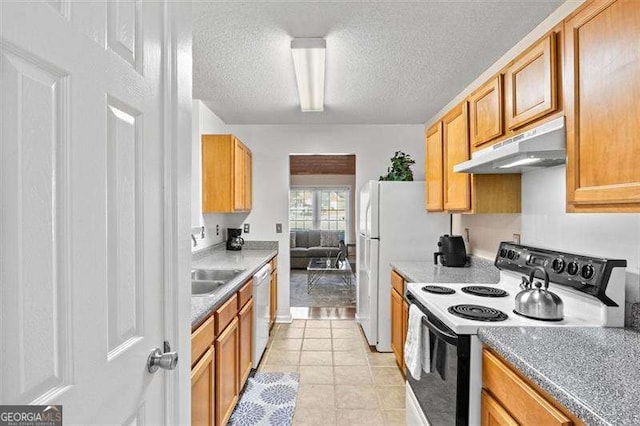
<box><xmin>404</xmin><ymin>304</ymin><xmax>431</xmax><ymax>380</ymax></box>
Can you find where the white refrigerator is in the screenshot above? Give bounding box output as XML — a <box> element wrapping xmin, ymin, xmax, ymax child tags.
<box><xmin>357</xmin><ymin>181</ymin><xmax>450</xmax><ymax>352</ymax></box>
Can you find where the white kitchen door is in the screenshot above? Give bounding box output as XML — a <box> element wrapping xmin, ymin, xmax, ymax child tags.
<box><xmin>1</xmin><ymin>1</ymin><xmax>192</xmax><ymax>424</ymax></box>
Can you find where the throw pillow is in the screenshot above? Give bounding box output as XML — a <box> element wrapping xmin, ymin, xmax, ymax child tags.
<box><xmin>290</xmin><ymin>231</ymin><xmax>296</xmax><ymax>248</ymax></box>
<box><xmin>320</xmin><ymin>231</ymin><xmax>340</xmax><ymax>247</ymax></box>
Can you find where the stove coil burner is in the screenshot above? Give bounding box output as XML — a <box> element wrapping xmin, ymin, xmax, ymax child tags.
<box><xmin>461</xmin><ymin>286</ymin><xmax>508</xmax><ymax>298</ymax></box>
<box><xmin>447</xmin><ymin>304</ymin><xmax>508</xmax><ymax>322</ymax></box>
<box><xmin>422</xmin><ymin>285</ymin><xmax>455</xmax><ymax>295</ymax></box>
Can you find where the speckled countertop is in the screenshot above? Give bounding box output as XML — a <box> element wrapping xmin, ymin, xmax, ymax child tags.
<box><xmin>479</xmin><ymin>327</ymin><xmax>640</xmax><ymax>426</ymax></box>
<box><xmin>191</xmin><ymin>245</ymin><xmax>277</xmax><ymax>328</ymax></box>
<box><xmin>390</xmin><ymin>256</ymin><xmax>499</xmax><ymax>284</ymax></box>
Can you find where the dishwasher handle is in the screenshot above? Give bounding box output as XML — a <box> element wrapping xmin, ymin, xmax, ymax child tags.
<box><xmin>253</xmin><ymin>264</ymin><xmax>272</xmax><ymax>283</ymax></box>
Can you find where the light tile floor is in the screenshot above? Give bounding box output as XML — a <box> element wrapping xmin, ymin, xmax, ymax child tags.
<box><xmin>258</xmin><ymin>319</ymin><xmax>406</xmax><ymax>426</ymax></box>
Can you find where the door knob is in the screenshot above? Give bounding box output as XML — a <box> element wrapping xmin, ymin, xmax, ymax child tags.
<box><xmin>147</xmin><ymin>342</ymin><xmax>178</xmax><ymax>373</ymax></box>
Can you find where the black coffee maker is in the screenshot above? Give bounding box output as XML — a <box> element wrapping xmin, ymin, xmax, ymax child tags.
<box><xmin>434</xmin><ymin>234</ymin><xmax>468</xmax><ymax>267</ymax></box>
<box><xmin>226</xmin><ymin>228</ymin><xmax>244</xmax><ymax>251</ymax></box>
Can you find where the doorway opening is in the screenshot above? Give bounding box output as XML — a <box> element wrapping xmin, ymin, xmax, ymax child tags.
<box><xmin>288</xmin><ymin>154</ymin><xmax>357</xmax><ymax>311</ymax></box>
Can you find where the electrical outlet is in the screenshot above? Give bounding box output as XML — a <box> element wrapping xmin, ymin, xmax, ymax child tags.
<box><xmin>276</xmin><ymin>223</ymin><xmax>282</xmax><ymax>233</ymax></box>
<box><xmin>216</xmin><ymin>224</ymin><xmax>219</xmax><ymax>236</ymax></box>
<box><xmin>464</xmin><ymin>228</ymin><xmax>470</xmax><ymax>242</ymax></box>
<box><xmin>513</xmin><ymin>233</ymin><xmax>521</xmax><ymax>244</ymax></box>
<box><xmin>243</xmin><ymin>223</ymin><xmax>250</xmax><ymax>233</ymax></box>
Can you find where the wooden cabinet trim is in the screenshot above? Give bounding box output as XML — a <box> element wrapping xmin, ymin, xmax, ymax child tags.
<box><xmin>469</xmin><ymin>75</ymin><xmax>504</xmax><ymax>148</ymax></box>
<box><xmin>505</xmin><ymin>34</ymin><xmax>558</xmax><ymax>130</ymax></box>
<box><xmin>191</xmin><ymin>315</ymin><xmax>215</xmax><ymax>367</ymax></box>
<box><xmin>215</xmin><ymin>293</ymin><xmax>238</xmax><ymax>336</ymax></box>
<box><xmin>483</xmin><ymin>349</ymin><xmax>572</xmax><ymax>425</ymax></box>
<box><xmin>425</xmin><ymin>122</ymin><xmax>445</xmax><ymax>212</ymax></box>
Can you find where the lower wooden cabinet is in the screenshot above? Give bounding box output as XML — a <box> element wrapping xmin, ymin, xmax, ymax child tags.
<box><xmin>390</xmin><ymin>287</ymin><xmax>404</xmax><ymax>370</ymax></box>
<box><xmin>481</xmin><ymin>390</ymin><xmax>518</xmax><ymax>426</ymax></box>
<box><xmin>269</xmin><ymin>268</ymin><xmax>277</xmax><ymax>329</ymax></box>
<box><xmin>191</xmin><ymin>347</ymin><xmax>215</xmax><ymax>426</ymax></box>
<box><xmin>482</xmin><ymin>348</ymin><xmax>576</xmax><ymax>426</ymax></box>
<box><xmin>402</xmin><ymin>298</ymin><xmax>409</xmax><ymax>373</ymax></box>
<box><xmin>390</xmin><ymin>270</ymin><xmax>409</xmax><ymax>375</ymax></box>
<box><xmin>216</xmin><ymin>317</ymin><xmax>240</xmax><ymax>426</ymax></box>
<box><xmin>238</xmin><ymin>298</ymin><xmax>253</xmax><ymax>389</ymax></box>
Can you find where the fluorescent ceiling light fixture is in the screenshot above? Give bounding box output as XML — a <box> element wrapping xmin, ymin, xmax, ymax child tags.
<box><xmin>497</xmin><ymin>157</ymin><xmax>542</xmax><ymax>169</ymax></box>
<box><xmin>291</xmin><ymin>38</ymin><xmax>326</xmax><ymax>112</ymax></box>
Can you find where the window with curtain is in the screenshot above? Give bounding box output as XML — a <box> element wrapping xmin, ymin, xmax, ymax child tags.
<box><xmin>289</xmin><ymin>187</ymin><xmax>350</xmax><ymax>240</ymax></box>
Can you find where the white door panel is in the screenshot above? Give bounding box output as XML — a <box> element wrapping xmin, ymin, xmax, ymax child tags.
<box><xmin>1</xmin><ymin>1</ymin><xmax>191</xmax><ymax>424</ymax></box>
<box><xmin>356</xmin><ymin>236</ymin><xmax>379</xmax><ymax>345</ymax></box>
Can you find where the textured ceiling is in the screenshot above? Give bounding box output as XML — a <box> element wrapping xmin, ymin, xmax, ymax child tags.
<box><xmin>193</xmin><ymin>1</ymin><xmax>564</xmax><ymax>124</ymax></box>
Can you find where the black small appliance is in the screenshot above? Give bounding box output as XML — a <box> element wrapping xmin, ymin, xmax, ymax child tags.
<box><xmin>226</xmin><ymin>228</ymin><xmax>244</xmax><ymax>251</ymax></box>
<box><xmin>433</xmin><ymin>234</ymin><xmax>468</xmax><ymax>267</ymax></box>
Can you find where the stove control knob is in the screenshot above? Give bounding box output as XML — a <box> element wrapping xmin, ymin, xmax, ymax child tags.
<box><xmin>581</xmin><ymin>264</ymin><xmax>595</xmax><ymax>280</ymax></box>
<box><xmin>507</xmin><ymin>250</ymin><xmax>516</xmax><ymax>260</ymax></box>
<box><xmin>499</xmin><ymin>248</ymin><xmax>507</xmax><ymax>258</ymax></box>
<box><xmin>567</xmin><ymin>261</ymin><xmax>579</xmax><ymax>276</ymax></box>
<box><xmin>552</xmin><ymin>258</ymin><xmax>565</xmax><ymax>273</ymax></box>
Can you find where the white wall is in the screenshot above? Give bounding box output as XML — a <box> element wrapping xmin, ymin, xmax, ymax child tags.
<box><xmin>453</xmin><ymin>214</ymin><xmax>521</xmax><ymax>259</ymax></box>
<box><xmin>225</xmin><ymin>124</ymin><xmax>425</xmax><ymax>321</ymax></box>
<box><xmin>290</xmin><ymin>174</ymin><xmax>357</xmax><ymax>243</ymax></box>
<box><xmin>521</xmin><ymin>166</ymin><xmax>640</xmax><ymax>305</ymax></box>
<box><xmin>191</xmin><ymin>100</ymin><xmax>234</xmax><ymax>250</ymax></box>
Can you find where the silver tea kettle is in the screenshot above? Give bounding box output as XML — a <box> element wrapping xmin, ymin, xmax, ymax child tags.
<box><xmin>514</xmin><ymin>266</ymin><xmax>564</xmax><ymax>321</ymax></box>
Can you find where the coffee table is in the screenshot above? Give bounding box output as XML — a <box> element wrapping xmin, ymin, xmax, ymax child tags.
<box><xmin>306</xmin><ymin>257</ymin><xmax>352</xmax><ymax>293</ymax></box>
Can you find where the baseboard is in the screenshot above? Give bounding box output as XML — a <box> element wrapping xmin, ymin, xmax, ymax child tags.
<box><xmin>276</xmin><ymin>312</ymin><xmax>293</xmax><ymax>324</ymax></box>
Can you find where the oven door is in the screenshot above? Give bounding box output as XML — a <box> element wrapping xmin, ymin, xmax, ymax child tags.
<box><xmin>405</xmin><ymin>293</ymin><xmax>471</xmax><ymax>426</ymax></box>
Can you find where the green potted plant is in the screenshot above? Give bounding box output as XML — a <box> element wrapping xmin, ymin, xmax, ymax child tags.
<box><xmin>379</xmin><ymin>151</ymin><xmax>416</xmax><ymax>181</ymax></box>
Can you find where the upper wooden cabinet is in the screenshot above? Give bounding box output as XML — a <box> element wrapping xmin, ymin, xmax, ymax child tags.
<box><xmin>202</xmin><ymin>134</ymin><xmax>253</xmax><ymax>213</ymax></box>
<box><xmin>505</xmin><ymin>34</ymin><xmax>558</xmax><ymax>130</ymax></box>
<box><xmin>564</xmin><ymin>0</ymin><xmax>640</xmax><ymax>212</ymax></box>
<box><xmin>443</xmin><ymin>103</ymin><xmax>472</xmax><ymax>211</ymax></box>
<box><xmin>468</xmin><ymin>75</ymin><xmax>504</xmax><ymax>149</ymax></box>
<box><xmin>425</xmin><ymin>122</ymin><xmax>444</xmax><ymax>212</ymax></box>
<box><xmin>427</xmin><ymin>102</ymin><xmax>521</xmax><ymax>214</ymax></box>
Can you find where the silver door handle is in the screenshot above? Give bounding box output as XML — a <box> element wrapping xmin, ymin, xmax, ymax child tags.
<box><xmin>147</xmin><ymin>342</ymin><xmax>178</xmax><ymax>373</ymax></box>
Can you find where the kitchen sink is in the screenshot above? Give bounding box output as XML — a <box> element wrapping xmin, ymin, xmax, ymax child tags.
<box><xmin>191</xmin><ymin>268</ymin><xmax>244</xmax><ymax>282</ymax></box>
<box><xmin>192</xmin><ymin>280</ymin><xmax>226</xmax><ymax>296</ymax></box>
<box><xmin>190</xmin><ymin>268</ymin><xmax>245</xmax><ymax>296</ymax></box>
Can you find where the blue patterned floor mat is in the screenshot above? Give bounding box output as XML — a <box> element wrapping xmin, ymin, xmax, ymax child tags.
<box><xmin>229</xmin><ymin>372</ymin><xmax>299</xmax><ymax>426</ymax></box>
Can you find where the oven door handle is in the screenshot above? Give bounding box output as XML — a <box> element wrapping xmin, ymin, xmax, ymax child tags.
<box><xmin>421</xmin><ymin>316</ymin><xmax>458</xmax><ymax>345</ymax></box>
<box><xmin>406</xmin><ymin>293</ymin><xmax>459</xmax><ymax>345</ymax></box>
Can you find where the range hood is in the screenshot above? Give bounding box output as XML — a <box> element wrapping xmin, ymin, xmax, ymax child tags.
<box><xmin>454</xmin><ymin>117</ymin><xmax>566</xmax><ymax>174</ymax></box>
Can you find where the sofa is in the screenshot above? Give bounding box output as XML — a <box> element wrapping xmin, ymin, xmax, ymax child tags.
<box><xmin>290</xmin><ymin>229</ymin><xmax>346</xmax><ymax>269</ymax></box>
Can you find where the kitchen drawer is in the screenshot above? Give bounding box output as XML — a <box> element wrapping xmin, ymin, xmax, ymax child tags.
<box><xmin>191</xmin><ymin>315</ymin><xmax>215</xmax><ymax>367</ymax></box>
<box><xmin>482</xmin><ymin>349</ymin><xmax>572</xmax><ymax>425</ymax></box>
<box><xmin>238</xmin><ymin>279</ymin><xmax>253</xmax><ymax>309</ymax></box>
<box><xmin>270</xmin><ymin>256</ymin><xmax>277</xmax><ymax>271</ymax></box>
<box><xmin>215</xmin><ymin>294</ymin><xmax>238</xmax><ymax>336</ymax></box>
<box><xmin>391</xmin><ymin>270</ymin><xmax>405</xmax><ymax>295</ymax></box>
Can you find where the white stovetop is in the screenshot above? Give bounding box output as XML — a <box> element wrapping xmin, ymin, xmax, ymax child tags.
<box><xmin>406</xmin><ymin>271</ymin><xmax>611</xmax><ymax>335</ymax></box>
